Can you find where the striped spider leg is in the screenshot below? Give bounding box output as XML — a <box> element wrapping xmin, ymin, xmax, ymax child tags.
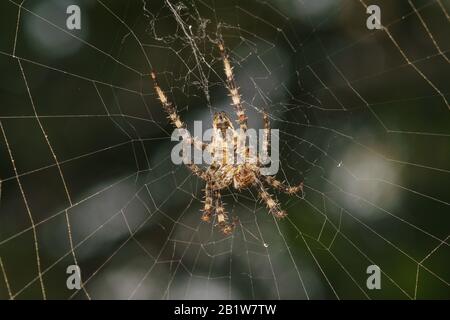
<box><xmin>150</xmin><ymin>72</ymin><xmax>208</xmax><ymax>153</ymax></box>
<box><xmin>150</xmin><ymin>71</ymin><xmax>208</xmax><ymax>179</ymax></box>
<box><xmin>218</xmin><ymin>40</ymin><xmax>248</xmax><ymax>133</ymax></box>
<box><xmin>201</xmin><ymin>180</ymin><xmax>214</xmax><ymax>223</ymax></box>
<box><xmin>260</xmin><ymin>111</ymin><xmax>304</xmax><ymax>197</ymax></box>
<box><xmin>214</xmin><ymin>190</ymin><xmax>234</xmax><ymax>235</ymax></box>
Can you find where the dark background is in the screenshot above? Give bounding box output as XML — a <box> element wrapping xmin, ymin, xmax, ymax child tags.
<box><xmin>0</xmin><ymin>0</ymin><xmax>449</xmax><ymax>299</ymax></box>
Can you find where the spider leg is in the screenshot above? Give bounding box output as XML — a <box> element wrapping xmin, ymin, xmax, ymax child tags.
<box><xmin>256</xmin><ymin>179</ymin><xmax>287</xmax><ymax>219</ymax></box>
<box><xmin>214</xmin><ymin>190</ymin><xmax>234</xmax><ymax>235</ymax></box>
<box><xmin>258</xmin><ymin>113</ymin><xmax>303</xmax><ymax>196</ymax></box>
<box><xmin>151</xmin><ymin>71</ymin><xmax>209</xmax><ymax>179</ymax></box>
<box><xmin>201</xmin><ymin>180</ymin><xmax>214</xmax><ymax>223</ymax></box>
<box><xmin>217</xmin><ymin>41</ymin><xmax>248</xmax><ymax>133</ymax></box>
<box><xmin>264</xmin><ymin>176</ymin><xmax>304</xmax><ymax>196</ymax></box>
<box><xmin>150</xmin><ymin>71</ymin><xmax>207</xmax><ymax>152</ymax></box>
<box><xmin>215</xmin><ymin>190</ymin><xmax>227</xmax><ymax>224</ymax></box>
<box><xmin>217</xmin><ymin>41</ymin><xmax>251</xmax><ymax>161</ymax></box>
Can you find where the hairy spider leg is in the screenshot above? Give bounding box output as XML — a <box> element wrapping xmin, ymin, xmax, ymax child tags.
<box><xmin>218</xmin><ymin>41</ymin><xmax>248</xmax><ymax>133</ymax></box>
<box><xmin>256</xmin><ymin>180</ymin><xmax>287</xmax><ymax>219</ymax></box>
<box><xmin>150</xmin><ymin>71</ymin><xmax>208</xmax><ymax>180</ymax></box>
<box><xmin>217</xmin><ymin>41</ymin><xmax>253</xmax><ymax>161</ymax></box>
<box><xmin>259</xmin><ymin>112</ymin><xmax>304</xmax><ymax>197</ymax></box>
<box><xmin>214</xmin><ymin>190</ymin><xmax>234</xmax><ymax>235</ymax></box>
<box><xmin>264</xmin><ymin>176</ymin><xmax>304</xmax><ymax>196</ymax></box>
<box><xmin>202</xmin><ymin>181</ymin><xmax>214</xmax><ymax>223</ymax></box>
<box><xmin>150</xmin><ymin>71</ymin><xmax>208</xmax><ymax>152</ymax></box>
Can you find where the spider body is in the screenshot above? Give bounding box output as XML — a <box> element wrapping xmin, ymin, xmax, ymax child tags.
<box><xmin>208</xmin><ymin>163</ymin><xmax>258</xmax><ymax>191</ymax></box>
<box><xmin>151</xmin><ymin>40</ymin><xmax>304</xmax><ymax>235</ymax></box>
<box><xmin>232</xmin><ymin>165</ymin><xmax>259</xmax><ymax>189</ymax></box>
<box><xmin>208</xmin><ymin>111</ymin><xmax>259</xmax><ymax>191</ymax></box>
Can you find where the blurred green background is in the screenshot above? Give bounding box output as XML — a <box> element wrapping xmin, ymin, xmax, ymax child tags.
<box><xmin>0</xmin><ymin>0</ymin><xmax>449</xmax><ymax>299</ymax></box>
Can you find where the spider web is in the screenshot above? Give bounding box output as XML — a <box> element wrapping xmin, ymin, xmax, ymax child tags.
<box><xmin>0</xmin><ymin>0</ymin><xmax>449</xmax><ymax>300</ymax></box>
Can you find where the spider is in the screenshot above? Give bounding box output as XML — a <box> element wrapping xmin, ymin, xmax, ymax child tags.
<box><xmin>150</xmin><ymin>40</ymin><xmax>303</xmax><ymax>235</ymax></box>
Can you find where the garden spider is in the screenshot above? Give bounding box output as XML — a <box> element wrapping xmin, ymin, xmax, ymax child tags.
<box><xmin>150</xmin><ymin>41</ymin><xmax>303</xmax><ymax>235</ymax></box>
